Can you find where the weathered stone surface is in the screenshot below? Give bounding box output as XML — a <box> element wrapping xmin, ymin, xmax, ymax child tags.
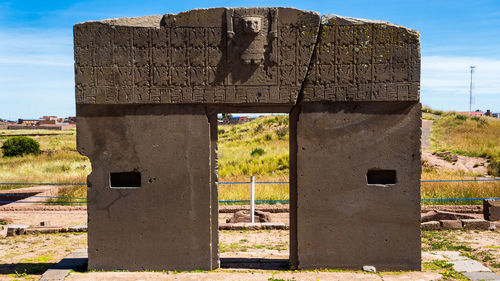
<box><xmin>74</xmin><ymin>8</ymin><xmax>419</xmax><ymax>105</ymax></box>
<box><xmin>421</xmin><ymin>221</ymin><xmax>441</xmax><ymax>230</ymax></box>
<box><xmin>301</xmin><ymin>15</ymin><xmax>420</xmax><ymax>102</ymax></box>
<box><xmin>78</xmin><ymin>104</ymin><xmax>217</xmax><ymax>271</ymax></box>
<box><xmin>484</xmin><ymin>199</ymin><xmax>500</xmax><ymax>221</ymax></box>
<box><xmin>74</xmin><ymin>8</ymin><xmax>320</xmax><ymax>105</ymax></box>
<box><xmin>293</xmin><ymin>102</ymin><xmax>421</xmax><ymax>270</ymax></box>
<box><xmin>226</xmin><ymin>210</ymin><xmax>272</xmax><ymax>223</ymax></box>
<box><xmin>421</xmin><ymin>210</ymin><xmax>476</xmax><ymax>222</ymax></box>
<box><xmin>462</xmin><ymin>219</ymin><xmax>490</xmax><ymax>230</ymax></box>
<box><xmin>440</xmin><ymin>220</ymin><xmax>462</xmax><ymax>229</ymax></box>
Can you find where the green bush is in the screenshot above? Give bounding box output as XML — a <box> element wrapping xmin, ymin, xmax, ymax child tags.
<box><xmin>1</xmin><ymin>136</ymin><xmax>42</xmax><ymax>157</ymax></box>
<box><xmin>250</xmin><ymin>147</ymin><xmax>265</xmax><ymax>157</ymax></box>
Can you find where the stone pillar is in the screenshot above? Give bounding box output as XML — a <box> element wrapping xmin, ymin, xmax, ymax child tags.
<box><xmin>77</xmin><ymin>104</ymin><xmax>217</xmax><ymax>271</ymax></box>
<box><xmin>295</xmin><ymin>102</ymin><xmax>421</xmax><ymax>270</ymax></box>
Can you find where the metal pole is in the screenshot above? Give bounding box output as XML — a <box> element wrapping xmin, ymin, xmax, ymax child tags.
<box><xmin>250</xmin><ymin>176</ymin><xmax>255</xmax><ymax>223</ymax></box>
<box><xmin>469</xmin><ymin>66</ymin><xmax>475</xmax><ymax>114</ymax></box>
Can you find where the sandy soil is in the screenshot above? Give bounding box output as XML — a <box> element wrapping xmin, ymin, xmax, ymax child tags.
<box><xmin>2</xmin><ymin>228</ymin><xmax>499</xmax><ymax>280</ymax></box>
<box><xmin>0</xmin><ymin>210</ymin><xmax>87</xmax><ymax>227</ymax></box>
<box><xmin>220</xmin><ymin>230</ymin><xmax>289</xmax><ymax>259</ymax></box>
<box><xmin>65</xmin><ymin>271</ymin><xmax>442</xmax><ymax>281</ymax></box>
<box><xmin>455</xmin><ymin>230</ymin><xmax>500</xmax><ymax>273</ymax></box>
<box><xmin>0</xmin><ymin>232</ymin><xmax>87</xmax><ymax>280</ymax></box>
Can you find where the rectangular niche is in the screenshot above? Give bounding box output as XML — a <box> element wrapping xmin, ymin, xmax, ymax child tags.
<box><xmin>110</xmin><ymin>172</ymin><xmax>141</xmax><ymax>189</ymax></box>
<box><xmin>366</xmin><ymin>169</ymin><xmax>397</xmax><ymax>185</ymax></box>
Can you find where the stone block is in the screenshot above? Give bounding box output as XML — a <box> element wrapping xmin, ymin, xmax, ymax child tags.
<box><xmin>6</xmin><ymin>224</ymin><xmax>28</xmax><ymax>236</ymax></box>
<box><xmin>78</xmin><ymin>104</ymin><xmax>217</xmax><ymax>271</ymax></box>
<box><xmin>483</xmin><ymin>199</ymin><xmax>500</xmax><ymax>221</ymax></box>
<box><xmin>462</xmin><ymin>219</ymin><xmax>490</xmax><ymax>230</ymax></box>
<box><xmin>294</xmin><ymin>102</ymin><xmax>421</xmax><ymax>270</ymax></box>
<box><xmin>421</xmin><ymin>221</ymin><xmax>441</xmax><ymax>230</ymax></box>
<box><xmin>440</xmin><ymin>220</ymin><xmax>462</xmax><ymax>230</ymax></box>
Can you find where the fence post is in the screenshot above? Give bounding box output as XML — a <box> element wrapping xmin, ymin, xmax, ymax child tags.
<box><xmin>250</xmin><ymin>176</ymin><xmax>255</xmax><ymax>223</ymax></box>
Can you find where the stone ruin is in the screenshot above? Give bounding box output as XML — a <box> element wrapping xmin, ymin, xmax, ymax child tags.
<box><xmin>74</xmin><ymin>7</ymin><xmax>421</xmax><ymax>271</ymax></box>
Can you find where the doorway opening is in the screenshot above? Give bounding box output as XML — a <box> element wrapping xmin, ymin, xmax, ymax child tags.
<box><xmin>216</xmin><ymin>112</ymin><xmax>290</xmax><ymax>270</ymax></box>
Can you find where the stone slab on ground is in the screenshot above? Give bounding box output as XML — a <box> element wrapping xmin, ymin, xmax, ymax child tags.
<box><xmin>6</xmin><ymin>224</ymin><xmax>28</xmax><ymax>236</ymax></box>
<box><xmin>440</xmin><ymin>220</ymin><xmax>462</xmax><ymax>229</ymax></box>
<box><xmin>68</xmin><ymin>225</ymin><xmax>87</xmax><ymax>232</ymax></box>
<box><xmin>451</xmin><ymin>260</ymin><xmax>491</xmax><ymax>273</ymax></box>
<box><xmin>463</xmin><ymin>271</ymin><xmax>500</xmax><ymax>281</ymax></box>
<box><xmin>421</xmin><ymin>221</ymin><xmax>441</xmax><ymax>230</ymax></box>
<box><xmin>432</xmin><ymin>251</ymin><xmax>469</xmax><ymax>261</ymax></box>
<box><xmin>40</xmin><ymin>249</ymin><xmax>87</xmax><ymax>281</ymax></box>
<box><xmin>219</xmin><ymin>222</ymin><xmax>288</xmax><ymax>230</ymax></box>
<box><xmin>462</xmin><ymin>219</ymin><xmax>490</xmax><ymax>230</ymax></box>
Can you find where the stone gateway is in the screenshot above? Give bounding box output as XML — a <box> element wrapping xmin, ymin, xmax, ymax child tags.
<box><xmin>74</xmin><ymin>7</ymin><xmax>421</xmax><ymax>271</ymax></box>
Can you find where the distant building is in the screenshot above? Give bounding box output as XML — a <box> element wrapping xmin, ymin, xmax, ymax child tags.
<box><xmin>458</xmin><ymin>110</ymin><xmax>483</xmax><ymax>116</ymax></box>
<box><xmin>9</xmin><ymin>116</ymin><xmax>75</xmax><ymax>130</ymax></box>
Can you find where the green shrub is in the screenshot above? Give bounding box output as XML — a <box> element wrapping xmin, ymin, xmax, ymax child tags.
<box><xmin>456</xmin><ymin>114</ymin><xmax>467</xmax><ymax>121</ymax></box>
<box><xmin>250</xmin><ymin>148</ymin><xmax>265</xmax><ymax>157</ymax></box>
<box><xmin>1</xmin><ymin>136</ymin><xmax>42</xmax><ymax>157</ymax></box>
<box><xmin>275</xmin><ymin>127</ymin><xmax>288</xmax><ymax>139</ymax></box>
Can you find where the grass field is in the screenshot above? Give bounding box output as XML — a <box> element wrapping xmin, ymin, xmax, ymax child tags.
<box><xmin>0</xmin><ymin>112</ymin><xmax>499</xmax><ymax>205</ymax></box>
<box><xmin>430</xmin><ymin>112</ymin><xmax>500</xmax><ymax>176</ymax></box>
<box><xmin>0</xmin><ymin>130</ymin><xmax>90</xmax><ymax>191</ymax></box>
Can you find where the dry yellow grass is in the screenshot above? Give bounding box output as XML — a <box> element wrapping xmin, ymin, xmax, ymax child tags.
<box><xmin>0</xmin><ymin>130</ymin><xmax>90</xmax><ymax>190</ymax></box>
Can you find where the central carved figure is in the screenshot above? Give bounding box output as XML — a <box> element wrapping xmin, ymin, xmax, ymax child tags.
<box><xmin>74</xmin><ymin>7</ymin><xmax>421</xmax><ymax>272</ymax></box>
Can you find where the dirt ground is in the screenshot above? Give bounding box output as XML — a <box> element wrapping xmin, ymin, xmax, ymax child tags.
<box><xmin>0</xmin><ymin>228</ymin><xmax>498</xmax><ymax>280</ymax></box>
<box><xmin>0</xmin><ymin>211</ymin><xmax>87</xmax><ymax>227</ymax></box>
<box><xmin>0</xmin><ymin>232</ymin><xmax>86</xmax><ymax>280</ymax></box>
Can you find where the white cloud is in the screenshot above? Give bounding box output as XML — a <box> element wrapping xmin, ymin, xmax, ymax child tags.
<box><xmin>421</xmin><ymin>56</ymin><xmax>500</xmax><ymax>112</ymax></box>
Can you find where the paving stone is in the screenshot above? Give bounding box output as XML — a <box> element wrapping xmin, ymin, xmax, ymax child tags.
<box><xmin>421</xmin><ymin>221</ymin><xmax>441</xmax><ymax>230</ymax></box>
<box><xmin>432</xmin><ymin>251</ymin><xmax>468</xmax><ymax>261</ymax></box>
<box><xmin>40</xmin><ymin>249</ymin><xmax>87</xmax><ymax>281</ymax></box>
<box><xmin>440</xmin><ymin>220</ymin><xmax>462</xmax><ymax>229</ymax></box>
<box><xmin>462</xmin><ymin>219</ymin><xmax>490</xmax><ymax>230</ymax></box>
<box><xmin>463</xmin><ymin>271</ymin><xmax>500</xmax><ymax>281</ymax></box>
<box><xmin>451</xmin><ymin>259</ymin><xmax>491</xmax><ymax>272</ymax></box>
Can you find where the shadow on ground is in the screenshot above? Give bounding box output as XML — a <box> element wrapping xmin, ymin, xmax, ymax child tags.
<box><xmin>0</xmin><ymin>262</ymin><xmax>55</xmax><ymax>275</ymax></box>
<box><xmin>220</xmin><ymin>258</ymin><xmax>289</xmax><ymax>270</ymax></box>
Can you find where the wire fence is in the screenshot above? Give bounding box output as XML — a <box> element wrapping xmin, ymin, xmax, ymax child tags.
<box><xmin>0</xmin><ymin>178</ymin><xmax>499</xmax><ymax>204</ymax></box>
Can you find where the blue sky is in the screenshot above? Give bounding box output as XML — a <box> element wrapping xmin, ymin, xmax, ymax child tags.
<box><xmin>1</xmin><ymin>0</ymin><xmax>499</xmax><ymax>119</ymax></box>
